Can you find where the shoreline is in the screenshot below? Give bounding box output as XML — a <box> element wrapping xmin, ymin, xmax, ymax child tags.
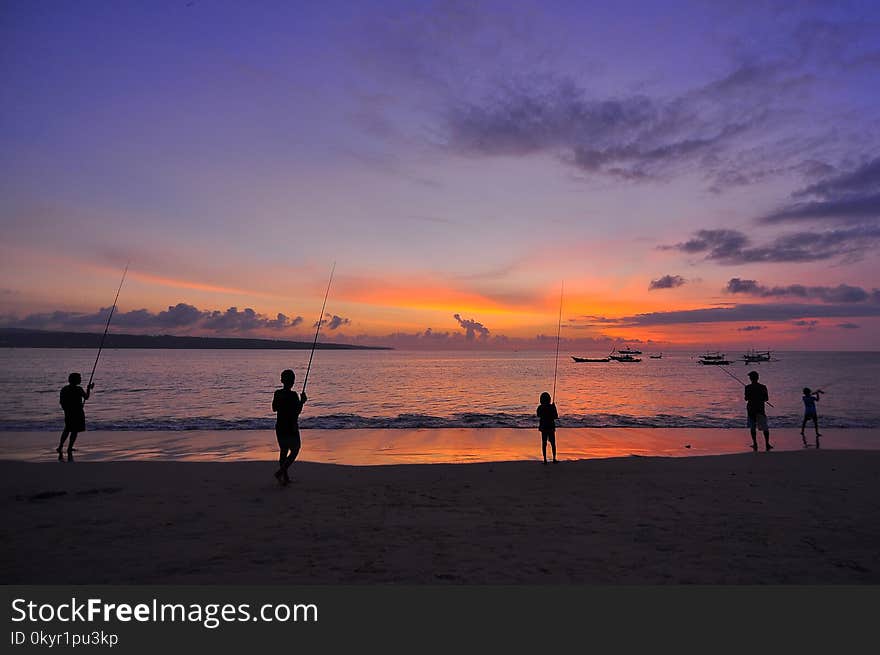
<box><xmin>3</xmin><ymin>450</ymin><xmax>879</xmax><ymax>584</ymax></box>
<box><xmin>0</xmin><ymin>427</ymin><xmax>876</xmax><ymax>465</ymax></box>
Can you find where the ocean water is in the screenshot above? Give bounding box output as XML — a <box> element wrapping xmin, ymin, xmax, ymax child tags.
<box><xmin>0</xmin><ymin>348</ymin><xmax>877</xmax><ymax>431</ymax></box>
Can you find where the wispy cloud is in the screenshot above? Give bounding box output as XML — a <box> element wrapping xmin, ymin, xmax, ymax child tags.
<box><xmin>443</xmin><ymin>71</ymin><xmax>772</xmax><ymax>182</ymax></box>
<box><xmin>725</xmin><ymin>278</ymin><xmax>877</xmax><ymax>303</ymax></box>
<box><xmin>759</xmin><ymin>156</ymin><xmax>880</xmax><ymax>225</ymax></box>
<box><xmin>662</xmin><ymin>226</ymin><xmax>880</xmax><ymax>264</ymax></box>
<box><xmin>579</xmin><ymin>302</ymin><xmax>880</xmax><ymax>327</ymax></box>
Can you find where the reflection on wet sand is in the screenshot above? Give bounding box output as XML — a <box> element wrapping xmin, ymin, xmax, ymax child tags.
<box><xmin>1</xmin><ymin>428</ymin><xmax>877</xmax><ymax>465</ymax></box>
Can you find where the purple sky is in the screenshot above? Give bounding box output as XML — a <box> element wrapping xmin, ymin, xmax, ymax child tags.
<box><xmin>1</xmin><ymin>0</ymin><xmax>879</xmax><ymax>349</ymax></box>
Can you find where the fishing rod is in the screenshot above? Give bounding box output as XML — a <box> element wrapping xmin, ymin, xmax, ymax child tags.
<box><xmin>716</xmin><ymin>364</ymin><xmax>774</xmax><ymax>407</ymax></box>
<box><xmin>552</xmin><ymin>281</ymin><xmax>564</xmax><ymax>400</ymax></box>
<box><xmin>85</xmin><ymin>262</ymin><xmax>129</xmax><ymax>401</ymax></box>
<box><xmin>301</xmin><ymin>261</ymin><xmax>335</xmax><ymax>395</ymax></box>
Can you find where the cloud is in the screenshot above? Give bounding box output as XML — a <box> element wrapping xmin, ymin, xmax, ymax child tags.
<box><xmin>202</xmin><ymin>307</ymin><xmax>303</xmax><ymax>332</ymax></box>
<box><xmin>0</xmin><ymin>303</ymin><xmax>304</xmax><ymax>334</ymax></box>
<box><xmin>326</xmin><ymin>314</ymin><xmax>351</xmax><ymax>330</ymax></box>
<box><xmin>759</xmin><ymin>157</ymin><xmax>880</xmax><ymax>225</ymax></box>
<box><xmin>836</xmin><ymin>322</ymin><xmax>860</xmax><ymax>329</ymax></box>
<box><xmin>453</xmin><ymin>313</ymin><xmax>490</xmax><ymax>340</ymax></box>
<box><xmin>648</xmin><ymin>274</ymin><xmax>686</xmax><ymax>290</ymax></box>
<box><xmin>662</xmin><ymin>226</ymin><xmax>880</xmax><ymax>264</ymax></box>
<box><xmin>724</xmin><ymin>278</ymin><xmax>875</xmax><ymax>303</ymax></box>
<box><xmin>443</xmin><ymin>72</ymin><xmax>769</xmax><ymax>181</ymax></box>
<box><xmin>579</xmin><ymin>302</ymin><xmax>880</xmax><ymax>327</ymax></box>
<box><xmin>737</xmin><ymin>325</ymin><xmax>766</xmax><ymax>332</ymax></box>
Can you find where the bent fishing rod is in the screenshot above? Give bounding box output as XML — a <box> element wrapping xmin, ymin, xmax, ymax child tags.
<box><xmin>85</xmin><ymin>263</ymin><xmax>129</xmax><ymax>403</ymax></box>
<box><xmin>552</xmin><ymin>281</ymin><xmax>564</xmax><ymax>400</ymax></box>
<box><xmin>301</xmin><ymin>261</ymin><xmax>335</xmax><ymax>396</ymax></box>
<box><xmin>716</xmin><ymin>364</ymin><xmax>774</xmax><ymax>407</ymax></box>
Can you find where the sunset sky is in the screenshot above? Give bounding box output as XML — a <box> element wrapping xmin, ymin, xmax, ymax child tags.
<box><xmin>2</xmin><ymin>0</ymin><xmax>879</xmax><ymax>349</ymax></box>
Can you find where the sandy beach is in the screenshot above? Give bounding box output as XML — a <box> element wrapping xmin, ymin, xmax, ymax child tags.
<box><xmin>3</xmin><ymin>445</ymin><xmax>879</xmax><ymax>584</ymax></box>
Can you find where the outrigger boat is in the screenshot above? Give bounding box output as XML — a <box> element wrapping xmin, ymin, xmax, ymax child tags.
<box><xmin>609</xmin><ymin>349</ymin><xmax>642</xmax><ymax>362</ymax></box>
<box><xmin>742</xmin><ymin>349</ymin><xmax>772</xmax><ymax>363</ymax></box>
<box><xmin>572</xmin><ymin>356</ymin><xmax>611</xmax><ymax>363</ymax></box>
<box><xmin>649</xmin><ymin>353</ymin><xmax>663</xmax><ymax>359</ymax></box>
<box><xmin>699</xmin><ymin>351</ymin><xmax>731</xmax><ymax>365</ymax></box>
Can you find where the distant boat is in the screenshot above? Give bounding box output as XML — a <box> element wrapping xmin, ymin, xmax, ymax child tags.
<box><xmin>742</xmin><ymin>349</ymin><xmax>772</xmax><ymax>363</ymax></box>
<box><xmin>699</xmin><ymin>351</ymin><xmax>731</xmax><ymax>365</ymax></box>
<box><xmin>572</xmin><ymin>356</ymin><xmax>611</xmax><ymax>363</ymax></box>
<box><xmin>610</xmin><ymin>353</ymin><xmax>642</xmax><ymax>362</ymax></box>
<box><xmin>608</xmin><ymin>347</ymin><xmax>642</xmax><ymax>362</ymax></box>
<box><xmin>618</xmin><ymin>345</ymin><xmax>643</xmax><ymax>355</ymax></box>
<box><xmin>649</xmin><ymin>353</ymin><xmax>663</xmax><ymax>359</ymax></box>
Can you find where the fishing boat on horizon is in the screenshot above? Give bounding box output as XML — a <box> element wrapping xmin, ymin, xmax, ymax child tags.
<box><xmin>649</xmin><ymin>353</ymin><xmax>663</xmax><ymax>359</ymax></box>
<box><xmin>742</xmin><ymin>349</ymin><xmax>773</xmax><ymax>363</ymax></box>
<box><xmin>572</xmin><ymin>356</ymin><xmax>611</xmax><ymax>363</ymax></box>
<box><xmin>609</xmin><ymin>348</ymin><xmax>642</xmax><ymax>362</ymax></box>
<box><xmin>617</xmin><ymin>344</ymin><xmax>643</xmax><ymax>355</ymax></box>
<box><xmin>699</xmin><ymin>351</ymin><xmax>731</xmax><ymax>365</ymax></box>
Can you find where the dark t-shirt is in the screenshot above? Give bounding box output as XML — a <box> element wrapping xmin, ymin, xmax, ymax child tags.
<box><xmin>803</xmin><ymin>394</ymin><xmax>818</xmax><ymax>414</ymax></box>
<box><xmin>273</xmin><ymin>388</ymin><xmax>304</xmax><ymax>434</ymax></box>
<box><xmin>744</xmin><ymin>382</ymin><xmax>768</xmax><ymax>416</ymax></box>
<box><xmin>536</xmin><ymin>403</ymin><xmax>558</xmax><ymax>433</ymax></box>
<box><xmin>60</xmin><ymin>384</ymin><xmax>86</xmax><ymax>414</ymax></box>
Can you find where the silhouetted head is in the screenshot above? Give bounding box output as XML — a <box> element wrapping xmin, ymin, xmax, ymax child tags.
<box><xmin>68</xmin><ymin>372</ymin><xmax>82</xmax><ymax>385</ymax></box>
<box><xmin>540</xmin><ymin>391</ymin><xmax>552</xmax><ymax>405</ymax></box>
<box><xmin>803</xmin><ymin>387</ymin><xmax>811</xmax><ymax>395</ymax></box>
<box><xmin>748</xmin><ymin>371</ymin><xmax>759</xmax><ymax>381</ymax></box>
<box><xmin>280</xmin><ymin>369</ymin><xmax>295</xmax><ymax>388</ymax></box>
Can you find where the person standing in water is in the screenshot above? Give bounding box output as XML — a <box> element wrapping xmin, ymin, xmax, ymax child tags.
<box><xmin>744</xmin><ymin>370</ymin><xmax>772</xmax><ymax>452</ymax></box>
<box><xmin>536</xmin><ymin>391</ymin><xmax>559</xmax><ymax>464</ymax></box>
<box><xmin>272</xmin><ymin>369</ymin><xmax>307</xmax><ymax>485</ymax></box>
<box><xmin>58</xmin><ymin>372</ymin><xmax>92</xmax><ymax>461</ymax></box>
<box><xmin>801</xmin><ymin>387</ymin><xmax>823</xmax><ymax>447</ymax></box>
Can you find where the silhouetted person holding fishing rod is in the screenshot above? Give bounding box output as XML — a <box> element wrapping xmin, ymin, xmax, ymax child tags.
<box><xmin>745</xmin><ymin>370</ymin><xmax>772</xmax><ymax>452</ymax></box>
<box><xmin>270</xmin><ymin>262</ymin><xmax>335</xmax><ymax>485</ymax></box>
<box><xmin>53</xmin><ymin>263</ymin><xmax>128</xmax><ymax>461</ymax></box>
<box><xmin>537</xmin><ymin>392</ymin><xmax>558</xmax><ymax>464</ymax></box>
<box><xmin>273</xmin><ymin>369</ymin><xmax>306</xmax><ymax>485</ymax></box>
<box><xmin>57</xmin><ymin>373</ymin><xmax>92</xmax><ymax>461</ymax></box>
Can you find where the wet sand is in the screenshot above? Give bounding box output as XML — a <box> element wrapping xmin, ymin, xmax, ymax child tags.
<box><xmin>1</xmin><ymin>427</ymin><xmax>876</xmax><ymax>464</ymax></box>
<box><xmin>2</xmin><ymin>447</ymin><xmax>879</xmax><ymax>584</ymax></box>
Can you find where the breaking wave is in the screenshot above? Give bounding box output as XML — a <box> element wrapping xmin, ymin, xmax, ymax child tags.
<box><xmin>1</xmin><ymin>412</ymin><xmax>876</xmax><ymax>431</ymax></box>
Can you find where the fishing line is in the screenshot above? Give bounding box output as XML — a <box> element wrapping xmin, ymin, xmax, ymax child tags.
<box><xmin>85</xmin><ymin>262</ymin><xmax>129</xmax><ymax>402</ymax></box>
<box><xmin>552</xmin><ymin>281</ymin><xmax>563</xmax><ymax>400</ymax></box>
<box><xmin>302</xmin><ymin>262</ymin><xmax>335</xmax><ymax>395</ymax></box>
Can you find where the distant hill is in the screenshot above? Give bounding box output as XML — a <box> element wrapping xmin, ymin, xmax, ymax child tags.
<box><xmin>0</xmin><ymin>328</ymin><xmax>391</xmax><ymax>350</ymax></box>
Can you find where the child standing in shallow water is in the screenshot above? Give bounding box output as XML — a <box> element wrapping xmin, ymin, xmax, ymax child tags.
<box><xmin>272</xmin><ymin>369</ymin><xmax>307</xmax><ymax>486</ymax></box>
<box><xmin>801</xmin><ymin>387</ymin><xmax>823</xmax><ymax>447</ymax></box>
<box><xmin>536</xmin><ymin>391</ymin><xmax>558</xmax><ymax>464</ymax></box>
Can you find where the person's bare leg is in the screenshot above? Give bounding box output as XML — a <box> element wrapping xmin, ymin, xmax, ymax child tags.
<box><xmin>275</xmin><ymin>446</ymin><xmax>288</xmax><ymax>485</ymax></box>
<box><xmin>57</xmin><ymin>429</ymin><xmax>69</xmax><ymax>458</ymax></box>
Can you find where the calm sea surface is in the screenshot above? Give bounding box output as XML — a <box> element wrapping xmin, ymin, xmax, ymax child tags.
<box><xmin>0</xmin><ymin>348</ymin><xmax>877</xmax><ymax>431</ymax></box>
